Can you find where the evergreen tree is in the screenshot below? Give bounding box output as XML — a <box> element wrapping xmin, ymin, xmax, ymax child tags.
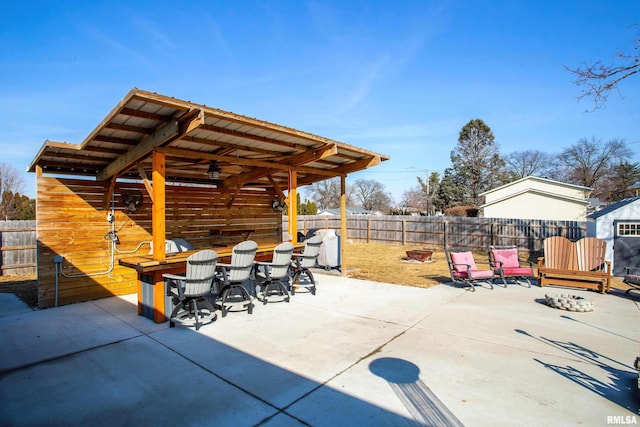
<box><xmin>450</xmin><ymin>119</ymin><xmax>507</xmax><ymax>206</ymax></box>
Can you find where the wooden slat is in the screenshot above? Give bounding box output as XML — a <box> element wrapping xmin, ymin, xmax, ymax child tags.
<box><xmin>35</xmin><ymin>175</ymin><xmax>282</xmax><ymax>308</ymax></box>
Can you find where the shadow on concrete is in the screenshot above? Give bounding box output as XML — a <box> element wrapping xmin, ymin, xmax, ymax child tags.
<box><xmin>516</xmin><ymin>329</ymin><xmax>639</xmax><ymax>414</ymax></box>
<box><xmin>0</xmin><ymin>295</ymin><xmax>432</xmax><ymax>426</ymax></box>
<box><xmin>369</xmin><ymin>357</ymin><xmax>463</xmax><ymax>427</ymax></box>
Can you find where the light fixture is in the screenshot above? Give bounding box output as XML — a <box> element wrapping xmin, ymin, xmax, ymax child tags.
<box><xmin>207</xmin><ymin>160</ymin><xmax>221</xmax><ymax>179</ymax></box>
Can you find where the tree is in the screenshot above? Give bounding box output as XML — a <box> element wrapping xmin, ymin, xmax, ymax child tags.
<box><xmin>557</xmin><ymin>137</ymin><xmax>632</xmax><ymax>199</ymax></box>
<box><xmin>400</xmin><ymin>187</ymin><xmax>425</xmax><ymax>212</ymax></box>
<box><xmin>566</xmin><ymin>30</ymin><xmax>640</xmax><ymax>110</ymax></box>
<box><xmin>296</xmin><ymin>193</ymin><xmax>318</xmax><ymax>215</ymax></box>
<box><xmin>351</xmin><ymin>179</ymin><xmax>392</xmax><ymax>212</ymax></box>
<box><xmin>450</xmin><ymin>119</ymin><xmax>508</xmax><ymax>206</ymax></box>
<box><xmin>308</xmin><ymin>178</ymin><xmax>343</xmax><ymax>210</ymax></box>
<box><xmin>504</xmin><ymin>150</ymin><xmax>558</xmax><ymax>180</ymax></box>
<box><xmin>0</xmin><ymin>163</ymin><xmax>28</xmax><ymax>220</ymax></box>
<box><xmin>416</xmin><ymin>171</ymin><xmax>440</xmax><ymax>215</ymax></box>
<box><xmin>593</xmin><ymin>161</ymin><xmax>640</xmax><ymax>203</ymax></box>
<box><xmin>432</xmin><ymin>168</ymin><xmax>464</xmax><ymax>213</ymax></box>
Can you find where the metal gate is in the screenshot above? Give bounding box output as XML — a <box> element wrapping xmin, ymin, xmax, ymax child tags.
<box><xmin>613</xmin><ymin>220</ymin><xmax>640</xmax><ymax>276</ymax></box>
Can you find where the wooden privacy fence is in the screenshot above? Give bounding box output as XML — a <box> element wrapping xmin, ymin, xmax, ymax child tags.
<box><xmin>0</xmin><ymin>220</ymin><xmax>36</xmax><ymax>276</ymax></box>
<box><xmin>287</xmin><ymin>215</ymin><xmax>586</xmax><ymax>255</ymax></box>
<box><xmin>1</xmin><ymin>216</ymin><xmax>585</xmax><ymax>276</ymax></box>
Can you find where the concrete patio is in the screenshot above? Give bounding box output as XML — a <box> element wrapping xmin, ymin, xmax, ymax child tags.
<box><xmin>0</xmin><ymin>274</ymin><xmax>638</xmax><ymax>426</ymax></box>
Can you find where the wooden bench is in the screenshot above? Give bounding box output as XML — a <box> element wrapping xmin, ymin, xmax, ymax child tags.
<box><xmin>537</xmin><ymin>236</ymin><xmax>611</xmax><ymax>294</ymax></box>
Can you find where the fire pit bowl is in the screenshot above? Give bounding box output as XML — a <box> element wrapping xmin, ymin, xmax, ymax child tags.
<box><xmin>405</xmin><ymin>250</ymin><xmax>433</xmax><ymax>262</ymax></box>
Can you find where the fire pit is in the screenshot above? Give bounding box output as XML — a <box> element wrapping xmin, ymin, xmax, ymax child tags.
<box><xmin>405</xmin><ymin>250</ymin><xmax>433</xmax><ymax>262</ymax></box>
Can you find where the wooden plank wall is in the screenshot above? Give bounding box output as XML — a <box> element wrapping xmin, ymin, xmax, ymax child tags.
<box><xmin>0</xmin><ymin>220</ymin><xmax>37</xmax><ymax>276</ymax></box>
<box><xmin>37</xmin><ymin>177</ymin><xmax>281</xmax><ymax>309</ymax></box>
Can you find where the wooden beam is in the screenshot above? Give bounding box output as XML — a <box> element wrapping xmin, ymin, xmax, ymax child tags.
<box><xmin>97</xmin><ymin>120</ymin><xmax>179</xmax><ymax>181</ymax></box>
<box><xmin>289</xmin><ymin>171</ymin><xmax>298</xmax><ymax>243</ymax></box>
<box><xmin>103</xmin><ymin>178</ymin><xmax>118</xmax><ymax>210</ymax></box>
<box><xmin>222</xmin><ymin>144</ymin><xmax>338</xmax><ymax>188</ymax></box>
<box><xmin>226</xmin><ymin>187</ymin><xmax>241</xmax><ymax>209</ymax></box>
<box><xmin>106</xmin><ymin>122</ymin><xmax>154</xmax><ymax>134</ymax></box>
<box><xmin>267</xmin><ymin>175</ymin><xmax>287</xmax><ymax>202</ymax></box>
<box><xmin>137</xmin><ymin>164</ymin><xmax>154</xmax><ymax>203</ymax></box>
<box><xmin>332</xmin><ymin>155</ymin><xmax>382</xmax><ymax>175</ymax></box>
<box><xmin>157</xmin><ymin>146</ymin><xmax>338</xmax><ymax>177</ymax></box>
<box><xmin>152</xmin><ymin>150</ymin><xmax>166</xmax><ymax>262</ymax></box>
<box><xmin>200</xmin><ymin>123</ymin><xmax>314</xmax><ymax>151</ymax></box>
<box><xmin>340</xmin><ymin>176</ymin><xmax>347</xmax><ymax>276</ymax></box>
<box><xmin>119</xmin><ymin>107</ymin><xmax>172</xmax><ymax>122</ymax></box>
<box><xmin>182</xmin><ymin>109</ymin><xmax>205</xmax><ymax>135</ymax></box>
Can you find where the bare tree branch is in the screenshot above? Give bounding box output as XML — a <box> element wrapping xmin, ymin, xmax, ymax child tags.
<box><xmin>566</xmin><ymin>31</ymin><xmax>640</xmax><ymax>111</ymax></box>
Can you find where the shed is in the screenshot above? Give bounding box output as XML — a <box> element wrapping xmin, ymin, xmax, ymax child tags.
<box><xmin>586</xmin><ymin>197</ymin><xmax>640</xmax><ymax>276</ymax></box>
<box><xmin>27</xmin><ymin>88</ymin><xmax>389</xmax><ymax>310</ymax></box>
<box><xmin>479</xmin><ymin>176</ymin><xmax>591</xmax><ymax>221</ymax></box>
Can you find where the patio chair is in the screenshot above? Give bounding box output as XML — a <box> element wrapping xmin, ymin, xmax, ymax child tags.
<box><xmin>216</xmin><ymin>240</ymin><xmax>258</xmax><ymax>317</ymax></box>
<box><xmin>538</xmin><ymin>236</ymin><xmax>610</xmax><ymax>294</ymax></box>
<box><xmin>254</xmin><ymin>241</ymin><xmax>294</xmax><ymax>304</ymax></box>
<box><xmin>163</xmin><ymin>249</ymin><xmax>218</xmax><ymax>330</ymax></box>
<box><xmin>290</xmin><ymin>234</ymin><xmax>323</xmax><ymax>295</ymax></box>
<box><xmin>622</xmin><ymin>267</ymin><xmax>640</xmax><ymax>295</ymax></box>
<box><xmin>445</xmin><ymin>246</ymin><xmax>494</xmax><ymax>291</ymax></box>
<box><xmin>488</xmin><ymin>245</ymin><xmax>534</xmax><ymax>287</ymax></box>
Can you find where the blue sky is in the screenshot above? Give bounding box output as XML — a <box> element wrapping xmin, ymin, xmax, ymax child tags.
<box><xmin>2</xmin><ymin>1</ymin><xmax>639</xmax><ymax>203</ymax></box>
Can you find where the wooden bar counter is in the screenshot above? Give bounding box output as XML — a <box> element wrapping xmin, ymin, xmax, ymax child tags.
<box><xmin>119</xmin><ymin>242</ymin><xmax>303</xmax><ymax>323</ymax></box>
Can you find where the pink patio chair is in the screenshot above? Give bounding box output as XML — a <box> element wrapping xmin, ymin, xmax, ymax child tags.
<box><xmin>488</xmin><ymin>245</ymin><xmax>534</xmax><ymax>287</ymax></box>
<box><xmin>445</xmin><ymin>247</ymin><xmax>495</xmax><ymax>291</ymax></box>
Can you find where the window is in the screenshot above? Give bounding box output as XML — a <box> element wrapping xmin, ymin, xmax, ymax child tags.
<box><xmin>617</xmin><ymin>222</ymin><xmax>640</xmax><ymax>236</ymax></box>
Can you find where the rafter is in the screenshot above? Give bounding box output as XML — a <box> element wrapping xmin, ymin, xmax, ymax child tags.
<box><xmin>223</xmin><ymin>143</ymin><xmax>338</xmax><ymax>188</ymax></box>
<box><xmin>97</xmin><ymin>120</ymin><xmax>179</xmax><ymax>181</ymax></box>
<box><xmin>119</xmin><ymin>107</ymin><xmax>172</xmax><ymax>122</ymax></box>
<box><xmin>106</xmin><ymin>122</ymin><xmax>154</xmax><ymax>134</ymax></box>
<box><xmin>156</xmin><ymin>146</ymin><xmax>338</xmax><ymax>177</ymax></box>
<box><xmin>199</xmin><ymin>123</ymin><xmax>317</xmax><ymax>151</ymax></box>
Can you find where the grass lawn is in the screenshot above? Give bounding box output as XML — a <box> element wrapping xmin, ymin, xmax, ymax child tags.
<box><xmin>344</xmin><ymin>241</ymin><xmax>631</xmax><ymax>291</ymax></box>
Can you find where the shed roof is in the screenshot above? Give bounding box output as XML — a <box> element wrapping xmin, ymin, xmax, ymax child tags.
<box><xmin>587</xmin><ymin>197</ymin><xmax>640</xmax><ymax>219</ymax></box>
<box><xmin>28</xmin><ymin>88</ymin><xmax>389</xmax><ymax>190</ymax></box>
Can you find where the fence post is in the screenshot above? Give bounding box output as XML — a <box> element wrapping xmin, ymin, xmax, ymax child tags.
<box><xmin>402</xmin><ymin>219</ymin><xmax>406</xmax><ymax>245</ymax></box>
<box><xmin>491</xmin><ymin>223</ymin><xmax>496</xmax><ymax>246</ymax></box>
<box><xmin>367</xmin><ymin>217</ymin><xmax>371</xmax><ymax>243</ymax></box>
<box><xmin>443</xmin><ymin>220</ymin><xmax>448</xmax><ymax>248</ymax></box>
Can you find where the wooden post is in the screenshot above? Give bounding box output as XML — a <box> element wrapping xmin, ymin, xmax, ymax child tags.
<box><xmin>340</xmin><ymin>176</ymin><xmax>347</xmax><ymax>275</ymax></box>
<box><xmin>152</xmin><ymin>150</ymin><xmax>166</xmax><ymax>261</ymax></box>
<box><xmin>288</xmin><ymin>170</ymin><xmax>298</xmax><ymax>243</ymax></box>
<box><xmin>151</xmin><ymin>150</ymin><xmax>166</xmax><ymax>323</ymax></box>
<box><xmin>402</xmin><ymin>219</ymin><xmax>407</xmax><ymax>245</ymax></box>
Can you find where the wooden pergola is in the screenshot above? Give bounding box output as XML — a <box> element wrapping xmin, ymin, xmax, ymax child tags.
<box><xmin>28</xmin><ymin>88</ymin><xmax>389</xmax><ymax>270</ymax></box>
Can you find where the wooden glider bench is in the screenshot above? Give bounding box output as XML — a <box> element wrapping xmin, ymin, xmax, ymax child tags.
<box><xmin>537</xmin><ymin>236</ymin><xmax>611</xmax><ymax>294</ymax></box>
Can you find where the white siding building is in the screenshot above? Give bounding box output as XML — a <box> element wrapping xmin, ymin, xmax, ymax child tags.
<box><xmin>480</xmin><ymin>176</ymin><xmax>592</xmax><ymax>221</ymax></box>
<box><xmin>587</xmin><ymin>197</ymin><xmax>640</xmax><ymax>275</ymax></box>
